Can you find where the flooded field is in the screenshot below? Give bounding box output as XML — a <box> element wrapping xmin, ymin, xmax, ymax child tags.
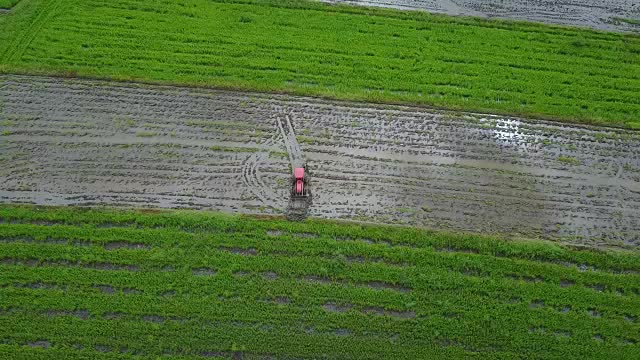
<box><xmin>1</xmin><ymin>75</ymin><xmax>639</xmax><ymax>249</ymax></box>
<box><xmin>321</xmin><ymin>0</ymin><xmax>640</xmax><ymax>33</ymax></box>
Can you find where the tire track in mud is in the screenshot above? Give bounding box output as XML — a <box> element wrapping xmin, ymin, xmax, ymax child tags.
<box><xmin>1</xmin><ymin>74</ymin><xmax>639</xmax><ymax>249</ymax></box>
<box><xmin>276</xmin><ymin>115</ymin><xmax>304</xmax><ymax>170</ymax></box>
<box><xmin>0</xmin><ymin>75</ymin><xmax>290</xmax><ymax>212</ymax></box>
<box><xmin>240</xmin><ymin>132</ymin><xmax>281</xmax><ymax>207</ymax></box>
<box><xmin>276</xmin><ymin>114</ymin><xmax>313</xmax><ymax>220</ymax></box>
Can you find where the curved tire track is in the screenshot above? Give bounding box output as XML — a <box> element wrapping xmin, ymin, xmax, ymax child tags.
<box><xmin>1</xmin><ymin>74</ymin><xmax>638</xmax><ymax>248</ymax></box>
<box><xmin>240</xmin><ymin>148</ymin><xmax>280</xmax><ymax>207</ymax></box>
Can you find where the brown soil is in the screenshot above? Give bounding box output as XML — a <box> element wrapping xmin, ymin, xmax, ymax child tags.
<box><xmin>321</xmin><ymin>0</ymin><xmax>640</xmax><ymax>33</ymax></box>
<box><xmin>1</xmin><ymin>75</ymin><xmax>639</xmax><ymax>249</ymax></box>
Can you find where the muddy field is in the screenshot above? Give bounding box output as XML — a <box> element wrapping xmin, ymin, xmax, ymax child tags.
<box><xmin>1</xmin><ymin>75</ymin><xmax>639</xmax><ymax>249</ymax></box>
<box><xmin>321</xmin><ymin>0</ymin><xmax>640</xmax><ymax>32</ymax></box>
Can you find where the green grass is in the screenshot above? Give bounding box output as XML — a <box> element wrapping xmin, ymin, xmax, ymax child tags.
<box><xmin>0</xmin><ymin>205</ymin><xmax>638</xmax><ymax>359</ymax></box>
<box><xmin>613</xmin><ymin>17</ymin><xmax>640</xmax><ymax>26</ymax></box>
<box><xmin>134</xmin><ymin>131</ymin><xmax>156</xmax><ymax>138</ymax></box>
<box><xmin>558</xmin><ymin>155</ymin><xmax>581</xmax><ymax>165</ymax></box>
<box><xmin>0</xmin><ymin>0</ymin><xmax>20</xmax><ymax>10</ymax></box>
<box><xmin>209</xmin><ymin>145</ymin><xmax>260</xmax><ymax>153</ymax></box>
<box><xmin>0</xmin><ymin>0</ymin><xmax>639</xmax><ymax>128</ymax></box>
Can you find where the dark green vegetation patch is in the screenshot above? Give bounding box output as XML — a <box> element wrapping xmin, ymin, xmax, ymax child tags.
<box><xmin>0</xmin><ymin>0</ymin><xmax>20</xmax><ymax>10</ymax></box>
<box><xmin>0</xmin><ymin>205</ymin><xmax>638</xmax><ymax>359</ymax></box>
<box><xmin>0</xmin><ymin>0</ymin><xmax>639</xmax><ymax>128</ymax></box>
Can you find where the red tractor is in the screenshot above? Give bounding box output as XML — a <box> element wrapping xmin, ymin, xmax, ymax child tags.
<box><xmin>292</xmin><ymin>167</ymin><xmax>309</xmax><ymax>198</ymax></box>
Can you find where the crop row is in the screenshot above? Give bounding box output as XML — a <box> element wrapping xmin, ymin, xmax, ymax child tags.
<box><xmin>0</xmin><ymin>0</ymin><xmax>638</xmax><ymax>127</ymax></box>
<box><xmin>1</xmin><ymin>206</ymin><xmax>638</xmax><ymax>273</ymax></box>
<box><xmin>0</xmin><ymin>205</ymin><xmax>638</xmax><ymax>358</ymax></box>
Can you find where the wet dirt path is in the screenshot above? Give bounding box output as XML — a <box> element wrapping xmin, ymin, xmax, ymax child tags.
<box><xmin>1</xmin><ymin>75</ymin><xmax>639</xmax><ymax>249</ymax></box>
<box><xmin>320</xmin><ymin>0</ymin><xmax>640</xmax><ymax>33</ymax></box>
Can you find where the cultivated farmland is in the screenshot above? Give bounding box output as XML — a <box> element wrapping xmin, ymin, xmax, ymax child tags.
<box><xmin>322</xmin><ymin>0</ymin><xmax>640</xmax><ymax>33</ymax></box>
<box><xmin>0</xmin><ymin>0</ymin><xmax>639</xmax><ymax>127</ymax></box>
<box><xmin>0</xmin><ymin>205</ymin><xmax>638</xmax><ymax>359</ymax></box>
<box><xmin>1</xmin><ymin>75</ymin><xmax>639</xmax><ymax>248</ymax></box>
<box><xmin>1</xmin><ymin>0</ymin><xmax>639</xmax><ymax>358</ymax></box>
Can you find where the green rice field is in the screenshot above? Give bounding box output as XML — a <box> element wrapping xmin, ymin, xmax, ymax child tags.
<box><xmin>0</xmin><ymin>0</ymin><xmax>20</xmax><ymax>10</ymax></box>
<box><xmin>0</xmin><ymin>0</ymin><xmax>639</xmax><ymax>127</ymax></box>
<box><xmin>0</xmin><ymin>205</ymin><xmax>638</xmax><ymax>359</ymax></box>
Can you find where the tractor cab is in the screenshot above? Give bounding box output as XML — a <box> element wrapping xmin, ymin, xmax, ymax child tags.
<box><xmin>292</xmin><ymin>167</ymin><xmax>309</xmax><ymax>198</ymax></box>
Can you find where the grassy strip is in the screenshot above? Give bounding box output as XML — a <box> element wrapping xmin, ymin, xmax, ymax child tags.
<box><xmin>0</xmin><ymin>0</ymin><xmax>639</xmax><ymax>128</ymax></box>
<box><xmin>0</xmin><ymin>205</ymin><xmax>638</xmax><ymax>359</ymax></box>
<box><xmin>613</xmin><ymin>17</ymin><xmax>640</xmax><ymax>26</ymax></box>
<box><xmin>1</xmin><ymin>206</ymin><xmax>639</xmax><ymax>272</ymax></box>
